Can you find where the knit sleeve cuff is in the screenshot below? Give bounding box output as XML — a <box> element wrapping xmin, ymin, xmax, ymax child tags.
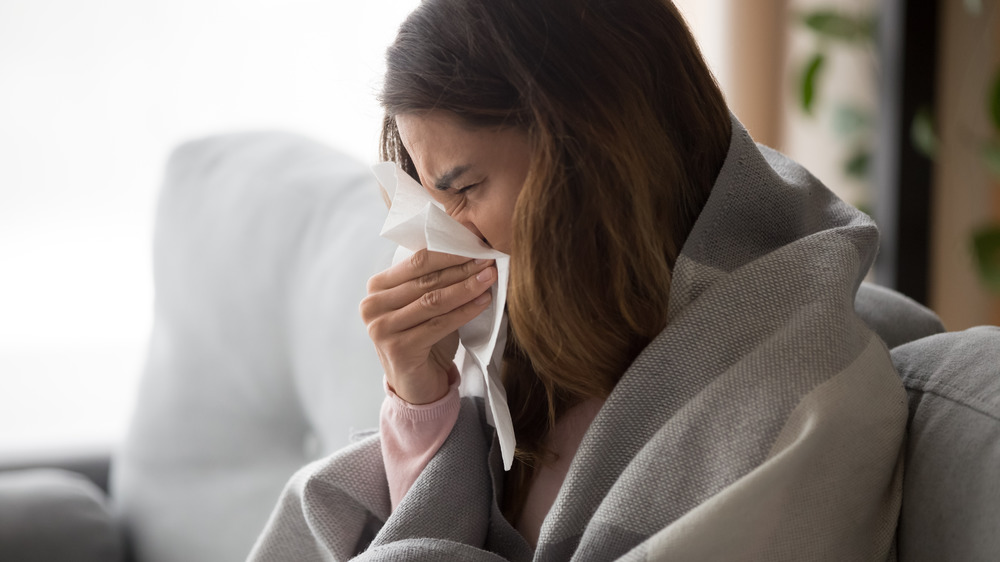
<box><xmin>383</xmin><ymin>365</ymin><xmax>461</xmax><ymax>422</ymax></box>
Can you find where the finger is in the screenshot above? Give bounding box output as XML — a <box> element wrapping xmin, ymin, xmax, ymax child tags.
<box><xmin>396</xmin><ymin>288</ymin><xmax>494</xmax><ymax>353</ymax></box>
<box><xmin>383</xmin><ymin>266</ymin><xmax>496</xmax><ymax>333</ymax></box>
<box><xmin>370</xmin><ymin>257</ymin><xmax>494</xmax><ymax>313</ymax></box>
<box><xmin>368</xmin><ymin>249</ymin><xmax>476</xmax><ymax>292</ymax></box>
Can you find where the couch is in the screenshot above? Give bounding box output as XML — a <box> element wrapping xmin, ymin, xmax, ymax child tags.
<box><xmin>0</xmin><ymin>132</ymin><xmax>996</xmax><ymax>562</ymax></box>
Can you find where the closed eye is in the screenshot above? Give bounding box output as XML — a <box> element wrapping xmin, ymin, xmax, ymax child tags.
<box><xmin>455</xmin><ymin>182</ymin><xmax>481</xmax><ymax>195</ymax></box>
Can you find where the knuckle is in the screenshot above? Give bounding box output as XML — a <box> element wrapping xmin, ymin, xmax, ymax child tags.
<box><xmin>366</xmin><ymin>273</ymin><xmax>382</xmax><ymax>293</ymax></box>
<box><xmin>409</xmin><ymin>249</ymin><xmax>428</xmax><ymax>270</ymax></box>
<box><xmin>416</xmin><ymin>270</ymin><xmax>442</xmax><ymax>291</ymax></box>
<box><xmin>367</xmin><ymin>318</ymin><xmax>386</xmax><ymax>341</ymax></box>
<box><xmin>425</xmin><ymin>315</ymin><xmax>446</xmax><ymax>333</ymax></box>
<box><xmin>419</xmin><ymin>289</ymin><xmax>442</xmax><ymax>309</ymax></box>
<box><xmin>359</xmin><ymin>296</ymin><xmax>374</xmax><ymax>321</ymax></box>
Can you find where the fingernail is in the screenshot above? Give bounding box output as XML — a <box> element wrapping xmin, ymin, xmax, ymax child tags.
<box><xmin>476</xmin><ymin>268</ymin><xmax>493</xmax><ymax>282</ymax></box>
<box><xmin>474</xmin><ymin>292</ymin><xmax>491</xmax><ymax>305</ymax></box>
<box><xmin>474</xmin><ymin>258</ymin><xmax>486</xmax><ymax>264</ymax></box>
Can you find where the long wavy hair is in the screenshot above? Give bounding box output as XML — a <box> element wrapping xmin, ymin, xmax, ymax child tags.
<box><xmin>379</xmin><ymin>0</ymin><xmax>731</xmax><ymax>523</ymax></box>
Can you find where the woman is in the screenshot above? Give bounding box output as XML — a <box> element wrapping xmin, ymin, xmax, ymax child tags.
<box><xmin>249</xmin><ymin>0</ymin><xmax>906</xmax><ymax>560</ymax></box>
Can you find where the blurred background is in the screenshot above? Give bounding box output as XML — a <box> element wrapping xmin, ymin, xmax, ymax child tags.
<box><xmin>1</xmin><ymin>0</ymin><xmax>998</xmax><ymax>459</ymax></box>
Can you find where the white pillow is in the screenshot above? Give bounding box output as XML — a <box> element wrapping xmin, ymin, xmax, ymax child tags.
<box><xmin>112</xmin><ymin>132</ymin><xmax>394</xmax><ymax>562</ymax></box>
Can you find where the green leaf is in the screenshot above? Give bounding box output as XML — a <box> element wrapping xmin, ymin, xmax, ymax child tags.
<box><xmin>801</xmin><ymin>10</ymin><xmax>873</xmax><ymax>42</ymax></box>
<box><xmin>800</xmin><ymin>53</ymin><xmax>825</xmax><ymax>115</ymax></box>
<box><xmin>833</xmin><ymin>104</ymin><xmax>873</xmax><ymax>139</ymax></box>
<box><xmin>972</xmin><ymin>225</ymin><xmax>1000</xmax><ymax>292</ymax></box>
<box><xmin>843</xmin><ymin>148</ymin><xmax>871</xmax><ymax>180</ymax></box>
<box><xmin>910</xmin><ymin>107</ymin><xmax>937</xmax><ymax>158</ymax></box>
<box><xmin>981</xmin><ymin>139</ymin><xmax>1000</xmax><ymax>179</ymax></box>
<box><xmin>861</xmin><ymin>15</ymin><xmax>878</xmax><ymax>42</ymax></box>
<box><xmin>989</xmin><ymin>69</ymin><xmax>1000</xmax><ymax>130</ymax></box>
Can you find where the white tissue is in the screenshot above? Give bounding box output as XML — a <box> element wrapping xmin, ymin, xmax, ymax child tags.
<box><xmin>371</xmin><ymin>162</ymin><xmax>516</xmax><ymax>471</ymax></box>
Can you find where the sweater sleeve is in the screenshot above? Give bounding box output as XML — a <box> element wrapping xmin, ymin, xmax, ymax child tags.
<box><xmin>379</xmin><ymin>365</ymin><xmax>462</xmax><ymax>511</ymax></box>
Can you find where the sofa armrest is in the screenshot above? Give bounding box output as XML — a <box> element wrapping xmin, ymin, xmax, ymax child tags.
<box><xmin>0</xmin><ymin>447</ymin><xmax>112</xmax><ymax>494</ymax></box>
<box><xmin>855</xmin><ymin>282</ymin><xmax>945</xmax><ymax>349</ymax></box>
<box><xmin>0</xmin><ymin>468</ymin><xmax>124</xmax><ymax>562</ymax></box>
<box><xmin>892</xmin><ymin>326</ymin><xmax>1000</xmax><ymax>561</ymax></box>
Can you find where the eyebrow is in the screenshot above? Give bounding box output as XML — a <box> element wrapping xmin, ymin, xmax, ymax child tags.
<box><xmin>433</xmin><ymin>165</ymin><xmax>472</xmax><ymax>191</ymax></box>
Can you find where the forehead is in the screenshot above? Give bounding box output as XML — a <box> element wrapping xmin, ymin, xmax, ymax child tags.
<box><xmin>395</xmin><ymin>112</ymin><xmax>484</xmax><ymax>167</ymax></box>
<box><xmin>395</xmin><ymin>111</ymin><xmax>532</xmax><ymax>188</ymax></box>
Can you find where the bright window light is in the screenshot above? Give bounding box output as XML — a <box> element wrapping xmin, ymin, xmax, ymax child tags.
<box><xmin>0</xmin><ymin>0</ymin><xmax>420</xmax><ymax>455</ymax></box>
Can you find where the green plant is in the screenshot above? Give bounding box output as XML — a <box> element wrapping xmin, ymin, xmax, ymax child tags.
<box><xmin>914</xmin><ymin>64</ymin><xmax>1000</xmax><ymax>293</ymax></box>
<box><xmin>796</xmin><ymin>9</ymin><xmax>877</xmax><ymax>193</ymax></box>
<box><xmin>795</xmin><ymin>6</ymin><xmax>1000</xmax><ymax>293</ymax></box>
<box><xmin>972</xmin><ymin>69</ymin><xmax>1000</xmax><ymax>292</ymax></box>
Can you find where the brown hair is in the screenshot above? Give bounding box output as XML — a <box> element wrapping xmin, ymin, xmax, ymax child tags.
<box><xmin>379</xmin><ymin>0</ymin><xmax>731</xmax><ymax>522</ymax></box>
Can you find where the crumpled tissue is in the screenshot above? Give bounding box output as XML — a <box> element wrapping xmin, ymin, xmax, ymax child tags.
<box><xmin>371</xmin><ymin>162</ymin><xmax>515</xmax><ymax>470</ymax></box>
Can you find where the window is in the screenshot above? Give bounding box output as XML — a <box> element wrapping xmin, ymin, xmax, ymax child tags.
<box><xmin>0</xmin><ymin>0</ymin><xmax>421</xmax><ymax>455</ymax></box>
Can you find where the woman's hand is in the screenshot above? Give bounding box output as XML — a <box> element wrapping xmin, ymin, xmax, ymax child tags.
<box><xmin>360</xmin><ymin>249</ymin><xmax>496</xmax><ymax>405</ymax></box>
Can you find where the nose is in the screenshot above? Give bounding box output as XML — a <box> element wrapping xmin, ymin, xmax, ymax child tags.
<box><xmin>451</xmin><ymin>210</ymin><xmax>487</xmax><ymax>246</ymax></box>
<box><xmin>446</xmin><ymin>201</ymin><xmax>490</xmax><ymax>246</ymax></box>
<box><xmin>459</xmin><ymin>219</ymin><xmax>488</xmax><ymax>246</ymax></box>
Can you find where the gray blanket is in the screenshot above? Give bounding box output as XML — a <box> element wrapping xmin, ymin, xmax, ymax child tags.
<box><xmin>247</xmin><ymin>116</ymin><xmax>906</xmax><ymax>561</ymax></box>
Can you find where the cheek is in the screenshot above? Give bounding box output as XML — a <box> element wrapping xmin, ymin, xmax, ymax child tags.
<box><xmin>481</xmin><ymin>195</ymin><xmax>518</xmax><ymax>253</ymax></box>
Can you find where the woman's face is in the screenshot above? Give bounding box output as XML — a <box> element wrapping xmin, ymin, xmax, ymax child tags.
<box><xmin>395</xmin><ymin>111</ymin><xmax>532</xmax><ymax>254</ymax></box>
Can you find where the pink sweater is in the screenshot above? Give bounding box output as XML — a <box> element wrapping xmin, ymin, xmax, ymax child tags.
<box><xmin>380</xmin><ymin>378</ymin><xmax>604</xmax><ymax>548</ymax></box>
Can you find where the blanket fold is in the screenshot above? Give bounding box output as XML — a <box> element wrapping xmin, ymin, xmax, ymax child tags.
<box><xmin>246</xmin><ymin>115</ymin><xmax>906</xmax><ymax>562</ymax></box>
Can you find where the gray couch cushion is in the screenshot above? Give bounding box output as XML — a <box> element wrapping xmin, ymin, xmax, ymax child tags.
<box><xmin>855</xmin><ymin>282</ymin><xmax>946</xmax><ymax>349</ymax></box>
<box><xmin>0</xmin><ymin>469</ymin><xmax>123</xmax><ymax>562</ymax></box>
<box><xmin>891</xmin><ymin>326</ymin><xmax>1000</xmax><ymax>561</ymax></box>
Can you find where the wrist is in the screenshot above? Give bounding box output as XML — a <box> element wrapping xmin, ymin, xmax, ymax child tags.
<box><xmin>385</xmin><ymin>374</ymin><xmax>451</xmax><ymax>405</ymax></box>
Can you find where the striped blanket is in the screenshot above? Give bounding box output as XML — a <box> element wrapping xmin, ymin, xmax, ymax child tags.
<box><xmin>247</xmin><ymin>115</ymin><xmax>906</xmax><ymax>561</ymax></box>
